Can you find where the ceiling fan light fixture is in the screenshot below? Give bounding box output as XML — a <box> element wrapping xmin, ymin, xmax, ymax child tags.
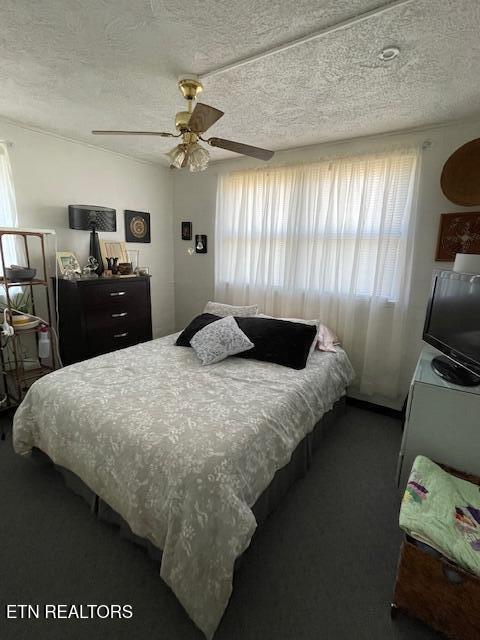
<box><xmin>167</xmin><ymin>144</ymin><xmax>187</xmax><ymax>169</ymax></box>
<box><xmin>187</xmin><ymin>142</ymin><xmax>210</xmax><ymax>173</ymax></box>
<box><xmin>93</xmin><ymin>76</ymin><xmax>274</xmax><ymax>169</ymax></box>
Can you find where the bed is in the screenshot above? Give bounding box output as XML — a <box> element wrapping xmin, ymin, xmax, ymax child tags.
<box><xmin>13</xmin><ymin>332</ymin><xmax>354</xmax><ymax>638</ymax></box>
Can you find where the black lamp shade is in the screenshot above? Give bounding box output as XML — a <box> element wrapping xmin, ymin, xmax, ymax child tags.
<box><xmin>68</xmin><ymin>205</ymin><xmax>116</xmax><ymax>232</ymax></box>
<box><xmin>68</xmin><ymin>205</ymin><xmax>116</xmax><ymax>277</ymax></box>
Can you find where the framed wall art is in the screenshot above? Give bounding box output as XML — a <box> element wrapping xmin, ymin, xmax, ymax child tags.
<box><xmin>435</xmin><ymin>212</ymin><xmax>480</xmax><ymax>261</ymax></box>
<box><xmin>125</xmin><ymin>210</ymin><xmax>151</xmax><ymax>243</ymax></box>
<box><xmin>181</xmin><ymin>221</ymin><xmax>192</xmax><ymax>240</ymax></box>
<box><xmin>195</xmin><ymin>234</ymin><xmax>207</xmax><ymax>254</ymax></box>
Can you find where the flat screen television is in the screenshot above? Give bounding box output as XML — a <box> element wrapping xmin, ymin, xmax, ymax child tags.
<box><xmin>423</xmin><ymin>270</ymin><xmax>480</xmax><ymax>386</ymax></box>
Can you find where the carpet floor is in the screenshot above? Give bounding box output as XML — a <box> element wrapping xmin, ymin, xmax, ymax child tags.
<box><xmin>0</xmin><ymin>407</ymin><xmax>441</xmax><ymax>640</ymax></box>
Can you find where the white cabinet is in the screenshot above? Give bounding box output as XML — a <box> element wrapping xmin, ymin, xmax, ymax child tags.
<box><xmin>397</xmin><ymin>347</ymin><xmax>480</xmax><ymax>490</ymax></box>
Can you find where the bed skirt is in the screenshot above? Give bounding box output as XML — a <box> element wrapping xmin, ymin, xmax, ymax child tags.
<box><xmin>32</xmin><ymin>397</ymin><xmax>346</xmax><ymax>566</ymax></box>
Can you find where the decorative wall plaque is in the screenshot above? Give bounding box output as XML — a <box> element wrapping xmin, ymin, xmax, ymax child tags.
<box><xmin>181</xmin><ymin>221</ymin><xmax>192</xmax><ymax>240</ymax></box>
<box><xmin>125</xmin><ymin>210</ymin><xmax>151</xmax><ymax>243</ymax></box>
<box><xmin>435</xmin><ymin>212</ymin><xmax>480</xmax><ymax>261</ymax></box>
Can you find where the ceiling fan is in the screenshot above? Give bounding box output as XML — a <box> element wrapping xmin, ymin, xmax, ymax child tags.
<box><xmin>92</xmin><ymin>77</ymin><xmax>274</xmax><ymax>172</ymax></box>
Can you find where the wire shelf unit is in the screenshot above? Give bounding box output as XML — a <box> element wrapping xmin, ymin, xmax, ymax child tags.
<box><xmin>0</xmin><ymin>229</ymin><xmax>57</xmax><ymax>412</ymax></box>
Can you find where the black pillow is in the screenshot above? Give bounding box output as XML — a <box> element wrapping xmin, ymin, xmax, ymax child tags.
<box><xmin>176</xmin><ymin>313</ymin><xmax>316</xmax><ymax>370</ymax></box>
<box><xmin>234</xmin><ymin>316</ymin><xmax>316</xmax><ymax>370</ymax></box>
<box><xmin>176</xmin><ymin>313</ymin><xmax>221</xmax><ymax>346</ymax></box>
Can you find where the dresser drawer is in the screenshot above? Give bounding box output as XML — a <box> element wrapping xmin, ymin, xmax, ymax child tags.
<box><xmin>84</xmin><ymin>306</ymin><xmax>147</xmax><ymax>333</ymax></box>
<box><xmin>82</xmin><ymin>280</ymin><xmax>148</xmax><ymax>309</ymax></box>
<box><xmin>86</xmin><ymin>323</ymin><xmax>150</xmax><ymax>358</ymax></box>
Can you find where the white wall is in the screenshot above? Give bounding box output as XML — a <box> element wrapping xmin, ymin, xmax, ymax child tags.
<box><xmin>1</xmin><ymin>114</ymin><xmax>476</xmax><ymax>405</ymax></box>
<box><xmin>173</xmin><ymin>116</ymin><xmax>480</xmax><ymax>409</ymax></box>
<box><xmin>0</xmin><ymin>119</ymin><xmax>175</xmax><ymax>337</ymax></box>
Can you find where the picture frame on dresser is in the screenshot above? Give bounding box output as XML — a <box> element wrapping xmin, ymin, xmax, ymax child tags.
<box><xmin>56</xmin><ymin>251</ymin><xmax>81</xmax><ymax>275</ymax></box>
<box><xmin>100</xmin><ymin>240</ymin><xmax>129</xmax><ymax>271</ymax></box>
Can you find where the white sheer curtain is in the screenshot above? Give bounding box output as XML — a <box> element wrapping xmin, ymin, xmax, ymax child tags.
<box><xmin>0</xmin><ymin>142</ymin><xmax>22</xmax><ymax>270</ymax></box>
<box><xmin>215</xmin><ymin>147</ymin><xmax>421</xmax><ymax>400</ymax></box>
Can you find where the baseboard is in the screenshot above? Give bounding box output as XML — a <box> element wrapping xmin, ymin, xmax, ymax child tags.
<box><xmin>346</xmin><ymin>396</ymin><xmax>404</xmax><ymax>421</ymax></box>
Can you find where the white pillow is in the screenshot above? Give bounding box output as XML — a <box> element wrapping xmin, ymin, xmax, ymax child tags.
<box><xmin>204</xmin><ymin>301</ymin><xmax>259</xmax><ymax>317</ymax></box>
<box><xmin>315</xmin><ymin>324</ymin><xmax>339</xmax><ymax>352</ymax></box>
<box><xmin>258</xmin><ymin>313</ymin><xmax>317</xmax><ymax>326</ymax></box>
<box><xmin>191</xmin><ymin>315</ymin><xmax>254</xmax><ymax>365</ymax></box>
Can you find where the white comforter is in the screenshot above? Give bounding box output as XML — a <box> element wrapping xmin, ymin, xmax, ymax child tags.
<box><xmin>13</xmin><ymin>334</ymin><xmax>354</xmax><ymax>638</ymax></box>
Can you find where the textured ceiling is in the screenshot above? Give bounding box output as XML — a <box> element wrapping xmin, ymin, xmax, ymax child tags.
<box><xmin>1</xmin><ymin>0</ymin><xmax>480</xmax><ymax>164</ymax></box>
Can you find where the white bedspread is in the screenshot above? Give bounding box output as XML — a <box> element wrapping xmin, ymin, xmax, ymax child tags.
<box><xmin>13</xmin><ymin>334</ymin><xmax>354</xmax><ymax>638</ymax></box>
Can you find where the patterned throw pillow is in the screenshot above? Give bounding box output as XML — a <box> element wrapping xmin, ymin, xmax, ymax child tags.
<box><xmin>203</xmin><ymin>301</ymin><xmax>258</xmax><ymax>317</ymax></box>
<box><xmin>190</xmin><ymin>315</ymin><xmax>254</xmax><ymax>365</ymax></box>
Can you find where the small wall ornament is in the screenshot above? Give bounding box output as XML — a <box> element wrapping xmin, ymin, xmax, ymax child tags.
<box><xmin>195</xmin><ymin>234</ymin><xmax>207</xmax><ymax>254</ymax></box>
<box><xmin>181</xmin><ymin>221</ymin><xmax>192</xmax><ymax>240</ymax></box>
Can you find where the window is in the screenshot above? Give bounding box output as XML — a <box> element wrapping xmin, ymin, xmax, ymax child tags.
<box><xmin>0</xmin><ymin>142</ymin><xmax>21</xmax><ymax>270</ymax></box>
<box><xmin>215</xmin><ymin>148</ymin><xmax>419</xmax><ymax>303</ymax></box>
<box><xmin>215</xmin><ymin>147</ymin><xmax>421</xmax><ymax>399</ymax></box>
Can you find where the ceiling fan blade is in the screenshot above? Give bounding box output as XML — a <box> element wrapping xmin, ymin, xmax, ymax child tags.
<box><xmin>207</xmin><ymin>137</ymin><xmax>274</xmax><ymax>161</ymax></box>
<box><xmin>91</xmin><ymin>130</ymin><xmax>175</xmax><ymax>137</ymax></box>
<box><xmin>187</xmin><ymin>103</ymin><xmax>224</xmax><ymax>133</ymax></box>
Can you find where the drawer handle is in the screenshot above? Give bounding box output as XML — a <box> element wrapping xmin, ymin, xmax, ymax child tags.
<box><xmin>110</xmin><ymin>291</ymin><xmax>126</xmax><ymax>297</ymax></box>
<box><xmin>113</xmin><ymin>332</ymin><xmax>128</xmax><ymax>338</ymax></box>
<box><xmin>111</xmin><ymin>312</ymin><xmax>128</xmax><ymax>318</ymax></box>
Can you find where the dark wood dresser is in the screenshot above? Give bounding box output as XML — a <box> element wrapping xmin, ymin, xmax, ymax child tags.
<box><xmin>53</xmin><ymin>275</ymin><xmax>152</xmax><ymax>365</ymax></box>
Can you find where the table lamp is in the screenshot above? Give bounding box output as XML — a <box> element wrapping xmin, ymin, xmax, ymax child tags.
<box><xmin>68</xmin><ymin>205</ymin><xmax>116</xmax><ymax>275</ymax></box>
<box><xmin>453</xmin><ymin>253</ymin><xmax>480</xmax><ymax>275</ymax></box>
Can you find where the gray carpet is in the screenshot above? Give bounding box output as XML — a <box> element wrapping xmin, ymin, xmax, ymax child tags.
<box><xmin>0</xmin><ymin>407</ymin><xmax>441</xmax><ymax>640</ymax></box>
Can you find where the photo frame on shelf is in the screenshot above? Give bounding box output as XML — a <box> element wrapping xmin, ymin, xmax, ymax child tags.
<box><xmin>100</xmin><ymin>241</ymin><xmax>129</xmax><ymax>270</ymax></box>
<box><xmin>125</xmin><ymin>210</ymin><xmax>151</xmax><ymax>243</ymax></box>
<box><xmin>56</xmin><ymin>251</ymin><xmax>81</xmax><ymax>275</ymax></box>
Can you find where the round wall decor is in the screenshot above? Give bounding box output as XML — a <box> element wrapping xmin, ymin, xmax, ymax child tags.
<box><xmin>130</xmin><ymin>216</ymin><xmax>147</xmax><ymax>238</ymax></box>
<box><xmin>124</xmin><ymin>210</ymin><xmax>151</xmax><ymax>243</ymax></box>
<box><xmin>441</xmin><ymin>138</ymin><xmax>480</xmax><ymax>206</ymax></box>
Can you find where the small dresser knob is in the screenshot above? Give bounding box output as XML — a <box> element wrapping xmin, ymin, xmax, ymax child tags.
<box><xmin>113</xmin><ymin>332</ymin><xmax>128</xmax><ymax>338</ymax></box>
<box><xmin>111</xmin><ymin>312</ymin><xmax>128</xmax><ymax>318</ymax></box>
<box><xmin>110</xmin><ymin>291</ymin><xmax>126</xmax><ymax>297</ymax></box>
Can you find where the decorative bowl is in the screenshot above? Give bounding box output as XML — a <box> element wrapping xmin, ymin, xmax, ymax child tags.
<box><xmin>117</xmin><ymin>262</ymin><xmax>133</xmax><ymax>275</ymax></box>
<box><xmin>5</xmin><ymin>267</ymin><xmax>36</xmax><ymax>281</ymax></box>
<box><xmin>12</xmin><ymin>316</ymin><xmax>40</xmax><ymax>331</ymax></box>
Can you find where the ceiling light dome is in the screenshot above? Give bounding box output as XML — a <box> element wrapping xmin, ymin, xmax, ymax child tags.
<box><xmin>167</xmin><ymin>144</ymin><xmax>187</xmax><ymax>169</ymax></box>
<box><xmin>167</xmin><ymin>142</ymin><xmax>209</xmax><ymax>172</ymax></box>
<box><xmin>188</xmin><ymin>143</ymin><xmax>209</xmax><ymax>173</ymax></box>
